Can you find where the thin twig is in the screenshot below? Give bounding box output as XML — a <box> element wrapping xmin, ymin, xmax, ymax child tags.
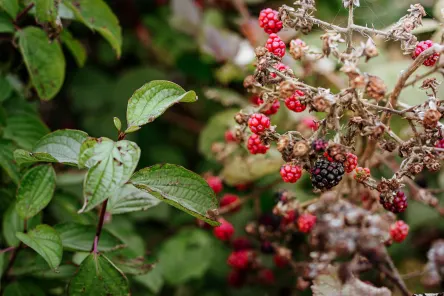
<box><xmin>91</xmin><ymin>199</ymin><xmax>109</xmax><ymax>253</ymax></box>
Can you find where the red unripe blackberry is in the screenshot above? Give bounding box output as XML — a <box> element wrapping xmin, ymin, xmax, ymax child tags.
<box><xmin>258</xmin><ymin>269</ymin><xmax>275</xmax><ymax>285</ymax></box>
<box><xmin>280</xmin><ymin>164</ymin><xmax>303</xmax><ymax>183</ymax></box>
<box><xmin>311</xmin><ymin>158</ymin><xmax>345</xmax><ymax>190</ymax></box>
<box><xmin>312</xmin><ymin>139</ymin><xmax>328</xmax><ymax>152</ymax></box>
<box><xmin>297</xmin><ymin>214</ymin><xmax>316</xmax><ymax>233</ymax></box>
<box><xmin>390</xmin><ymin>220</ymin><xmax>409</xmax><ymax>243</ymax></box>
<box><xmin>273</xmin><ymin>254</ymin><xmax>289</xmax><ymax>268</ymax></box>
<box><xmin>247</xmin><ymin>134</ymin><xmax>269</xmax><ymax>154</ymax></box>
<box><xmin>250</xmin><ymin>95</ymin><xmax>263</xmax><ymax>106</ymax></box>
<box><xmin>344</xmin><ymin>153</ymin><xmax>358</xmax><ymax>173</ymax></box>
<box><xmin>266</xmin><ymin>33</ymin><xmax>286</xmax><ymax>57</ymax></box>
<box><xmin>260</xmin><ymin>241</ymin><xmax>275</xmax><ymax>254</ymax></box>
<box><xmin>270</xmin><ymin>62</ymin><xmax>289</xmax><ymax>78</ymax></box>
<box><xmin>258</xmin><ymin>8</ymin><xmax>283</xmax><ymax>34</ymax></box>
<box><xmin>281</xmin><ymin>210</ymin><xmax>296</xmax><ymax>227</ymax></box>
<box><xmin>380</xmin><ymin>191</ymin><xmax>408</xmax><ymax>214</ymax></box>
<box><xmin>232</xmin><ymin>237</ymin><xmax>252</xmax><ymax>251</ymax></box>
<box><xmin>263</xmin><ymin>99</ymin><xmax>280</xmax><ymax>115</ymax></box>
<box><xmin>285</xmin><ymin>90</ymin><xmax>306</xmax><ymax>112</ymax></box>
<box><xmin>227</xmin><ymin>250</ymin><xmax>250</xmax><ymax>269</ymax></box>
<box><xmin>206</xmin><ymin>175</ymin><xmax>223</xmax><ymax>194</ymax></box>
<box><xmin>435</xmin><ymin>139</ymin><xmax>444</xmax><ymax>149</ymax></box>
<box><xmin>220</xmin><ymin>194</ymin><xmax>241</xmax><ymax>212</ymax></box>
<box><xmin>225</xmin><ymin>130</ymin><xmax>237</xmax><ymax>143</ymax></box>
<box><xmin>248</xmin><ymin>113</ymin><xmax>270</xmax><ymax>134</ymax></box>
<box><xmin>412</xmin><ymin>40</ymin><xmax>440</xmax><ymax>67</ymax></box>
<box><xmin>214</xmin><ymin>218</ymin><xmax>235</xmax><ymax>241</ymax></box>
<box><xmin>227</xmin><ymin>269</ymin><xmax>245</xmax><ymax>288</ymax></box>
<box><xmin>302</xmin><ymin>116</ymin><xmax>318</xmax><ymax>130</ymax></box>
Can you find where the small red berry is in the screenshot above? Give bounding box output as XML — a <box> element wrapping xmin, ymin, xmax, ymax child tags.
<box><xmin>354</xmin><ymin>167</ymin><xmax>370</xmax><ymax>182</ymax></box>
<box><xmin>235</xmin><ymin>183</ymin><xmax>250</xmax><ymax>191</ymax></box>
<box><xmin>206</xmin><ymin>175</ymin><xmax>223</xmax><ymax>194</ymax></box>
<box><xmin>281</xmin><ymin>209</ymin><xmax>296</xmax><ymax>227</ymax></box>
<box><xmin>263</xmin><ymin>99</ymin><xmax>280</xmax><ymax>115</ymax></box>
<box><xmin>344</xmin><ymin>153</ymin><xmax>358</xmax><ymax>173</ymax></box>
<box><xmin>227</xmin><ymin>250</ymin><xmax>250</xmax><ymax>269</ymax></box>
<box><xmin>323</xmin><ymin>151</ymin><xmax>334</xmax><ymax>162</ymax></box>
<box><xmin>220</xmin><ymin>194</ymin><xmax>241</xmax><ymax>212</ymax></box>
<box><xmin>266</xmin><ymin>33</ymin><xmax>286</xmax><ymax>57</ymax></box>
<box><xmin>435</xmin><ymin>139</ymin><xmax>444</xmax><ymax>149</ymax></box>
<box><xmin>270</xmin><ymin>62</ymin><xmax>289</xmax><ymax>78</ymax></box>
<box><xmin>247</xmin><ymin>134</ymin><xmax>269</xmax><ymax>154</ymax></box>
<box><xmin>390</xmin><ymin>220</ymin><xmax>409</xmax><ymax>243</ymax></box>
<box><xmin>280</xmin><ymin>164</ymin><xmax>302</xmax><ymax>183</ymax></box>
<box><xmin>225</xmin><ymin>130</ymin><xmax>237</xmax><ymax>143</ymax></box>
<box><xmin>227</xmin><ymin>269</ymin><xmax>245</xmax><ymax>288</ymax></box>
<box><xmin>258</xmin><ymin>8</ymin><xmax>282</xmax><ymax>34</ymax></box>
<box><xmin>412</xmin><ymin>40</ymin><xmax>440</xmax><ymax>67</ymax></box>
<box><xmin>380</xmin><ymin>191</ymin><xmax>408</xmax><ymax>214</ymax></box>
<box><xmin>273</xmin><ymin>254</ymin><xmax>289</xmax><ymax>268</ymax></box>
<box><xmin>214</xmin><ymin>218</ymin><xmax>235</xmax><ymax>241</ymax></box>
<box><xmin>285</xmin><ymin>90</ymin><xmax>306</xmax><ymax>112</ymax></box>
<box><xmin>248</xmin><ymin>113</ymin><xmax>270</xmax><ymax>134</ymax></box>
<box><xmin>232</xmin><ymin>237</ymin><xmax>252</xmax><ymax>251</ymax></box>
<box><xmin>258</xmin><ymin>269</ymin><xmax>275</xmax><ymax>285</ymax></box>
<box><xmin>297</xmin><ymin>214</ymin><xmax>316</xmax><ymax>233</ymax></box>
<box><xmin>250</xmin><ymin>95</ymin><xmax>263</xmax><ymax>106</ymax></box>
<box><xmin>301</xmin><ymin>116</ymin><xmax>318</xmax><ymax>131</ymax></box>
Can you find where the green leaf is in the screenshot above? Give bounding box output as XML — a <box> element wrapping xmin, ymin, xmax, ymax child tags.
<box><xmin>126</xmin><ymin>80</ymin><xmax>197</xmax><ymax>131</ymax></box>
<box><xmin>49</xmin><ymin>192</ymin><xmax>95</xmax><ymax>224</ymax></box>
<box><xmin>54</xmin><ymin>222</ymin><xmax>125</xmax><ymax>252</ymax></box>
<box><xmin>17</xmin><ymin>26</ymin><xmax>66</xmax><ymax>100</ymax></box>
<box><xmin>0</xmin><ymin>140</ymin><xmax>20</xmax><ymax>184</ymax></box>
<box><xmin>130</xmin><ymin>164</ymin><xmax>219</xmax><ymax>226</ymax></box>
<box><xmin>2</xmin><ymin>203</ymin><xmax>41</xmax><ymax>246</ymax></box>
<box><xmin>14</xmin><ymin>149</ymin><xmax>57</xmax><ymax>167</ymax></box>
<box><xmin>221</xmin><ymin>149</ymin><xmax>284</xmax><ymax>185</ymax></box>
<box><xmin>16</xmin><ymin>224</ymin><xmax>63</xmax><ymax>270</ymax></box>
<box><xmin>159</xmin><ymin>229</ymin><xmax>213</xmax><ymax>284</ymax></box>
<box><xmin>34</xmin><ymin>129</ymin><xmax>87</xmax><ymax>163</ymax></box>
<box><xmin>3</xmin><ymin>113</ymin><xmax>50</xmax><ymax>150</ymax></box>
<box><xmin>16</xmin><ymin>165</ymin><xmax>56</xmax><ymax>219</ymax></box>
<box><xmin>134</xmin><ymin>266</ymin><xmax>164</xmax><ymax>294</ymax></box>
<box><xmin>0</xmin><ymin>76</ymin><xmax>13</xmax><ymax>101</ymax></box>
<box><xmin>63</xmin><ymin>0</ymin><xmax>122</xmax><ymax>58</ymax></box>
<box><xmin>112</xmin><ymin>256</ymin><xmax>154</xmax><ymax>275</ymax></box>
<box><xmin>35</xmin><ymin>0</ymin><xmax>58</xmax><ymax>24</ymax></box>
<box><xmin>78</xmin><ymin>138</ymin><xmax>140</xmax><ymax>212</ymax></box>
<box><xmin>61</xmin><ymin>29</ymin><xmax>87</xmax><ymax>67</ymax></box>
<box><xmin>0</xmin><ymin>0</ymin><xmax>19</xmax><ymax>18</ymax></box>
<box><xmin>0</xmin><ymin>12</ymin><xmax>14</xmax><ymax>33</ymax></box>
<box><xmin>3</xmin><ymin>282</ymin><xmax>46</xmax><ymax>296</ymax></box>
<box><xmin>68</xmin><ymin>253</ymin><xmax>129</xmax><ymax>296</ymax></box>
<box><xmin>107</xmin><ymin>184</ymin><xmax>161</xmax><ymax>214</ymax></box>
<box><xmin>199</xmin><ymin>109</ymin><xmax>238</xmax><ymax>160</ymax></box>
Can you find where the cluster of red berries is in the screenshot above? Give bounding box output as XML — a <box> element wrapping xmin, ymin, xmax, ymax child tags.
<box><xmin>344</xmin><ymin>153</ymin><xmax>358</xmax><ymax>173</ymax></box>
<box><xmin>247</xmin><ymin>134</ymin><xmax>269</xmax><ymax>154</ymax></box>
<box><xmin>412</xmin><ymin>40</ymin><xmax>440</xmax><ymax>67</ymax></box>
<box><xmin>280</xmin><ymin>164</ymin><xmax>302</xmax><ymax>183</ymax></box>
<box><xmin>389</xmin><ymin>220</ymin><xmax>409</xmax><ymax>243</ymax></box>
<box><xmin>206</xmin><ymin>175</ymin><xmax>223</xmax><ymax>194</ymax></box>
<box><xmin>248</xmin><ymin>113</ymin><xmax>270</xmax><ymax>134</ymax></box>
<box><xmin>220</xmin><ymin>194</ymin><xmax>241</xmax><ymax>212</ymax></box>
<box><xmin>435</xmin><ymin>138</ymin><xmax>444</xmax><ymax>149</ymax></box>
<box><xmin>297</xmin><ymin>213</ymin><xmax>316</xmax><ymax>233</ymax></box>
<box><xmin>285</xmin><ymin>90</ymin><xmax>306</xmax><ymax>112</ymax></box>
<box><xmin>258</xmin><ymin>8</ymin><xmax>282</xmax><ymax>34</ymax></box>
<box><xmin>250</xmin><ymin>95</ymin><xmax>281</xmax><ymax>115</ymax></box>
<box><xmin>266</xmin><ymin>33</ymin><xmax>286</xmax><ymax>57</ymax></box>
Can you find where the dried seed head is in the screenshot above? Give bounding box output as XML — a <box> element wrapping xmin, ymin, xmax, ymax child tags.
<box><xmin>293</xmin><ymin>140</ymin><xmax>309</xmax><ymax>157</ymax></box>
<box><xmin>351</xmin><ymin>75</ymin><xmax>366</xmax><ymax>89</ymax></box>
<box><xmin>380</xmin><ymin>140</ymin><xmax>398</xmax><ymax>152</ymax></box>
<box><xmin>235</xmin><ymin>113</ymin><xmax>249</xmax><ymax>124</ymax></box>
<box><xmin>277</xmin><ymin>135</ymin><xmax>290</xmax><ymax>153</ymax></box>
<box><xmin>409</xmin><ymin>163</ymin><xmax>424</xmax><ymax>175</ymax></box>
<box><xmin>423</xmin><ymin>109</ymin><xmax>442</xmax><ymax>129</ymax></box>
<box><xmin>243</xmin><ymin>75</ymin><xmax>256</xmax><ymax>89</ymax></box>
<box><xmin>255</xmin><ymin>46</ymin><xmax>268</xmax><ymax>57</ymax></box>
<box><xmin>279</xmin><ymin>80</ymin><xmax>297</xmax><ymax>98</ymax></box>
<box><xmin>366</xmin><ymin>75</ymin><xmax>386</xmax><ymax>101</ymax></box>
<box><xmin>289</xmin><ymin>39</ymin><xmax>308</xmax><ymax>60</ymax></box>
<box><xmin>326</xmin><ymin>143</ymin><xmax>347</xmax><ymax>163</ymax></box>
<box><xmin>377</xmin><ymin>180</ymin><xmax>390</xmax><ymax>193</ymax></box>
<box><xmin>312</xmin><ymin>95</ymin><xmax>330</xmax><ymax>112</ymax></box>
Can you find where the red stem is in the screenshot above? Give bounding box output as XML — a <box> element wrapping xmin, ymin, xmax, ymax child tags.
<box><xmin>91</xmin><ymin>199</ymin><xmax>109</xmax><ymax>253</ymax></box>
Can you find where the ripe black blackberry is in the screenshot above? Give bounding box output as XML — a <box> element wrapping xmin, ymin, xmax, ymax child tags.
<box><xmin>379</xmin><ymin>191</ymin><xmax>408</xmax><ymax>213</ymax></box>
<box><xmin>311</xmin><ymin>158</ymin><xmax>344</xmax><ymax>190</ymax></box>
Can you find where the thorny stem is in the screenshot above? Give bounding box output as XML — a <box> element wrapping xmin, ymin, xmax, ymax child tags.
<box><xmin>346</xmin><ymin>2</ymin><xmax>354</xmax><ymax>53</ymax></box>
<box><xmin>378</xmin><ymin>264</ymin><xmax>411</xmax><ymax>296</ymax></box>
